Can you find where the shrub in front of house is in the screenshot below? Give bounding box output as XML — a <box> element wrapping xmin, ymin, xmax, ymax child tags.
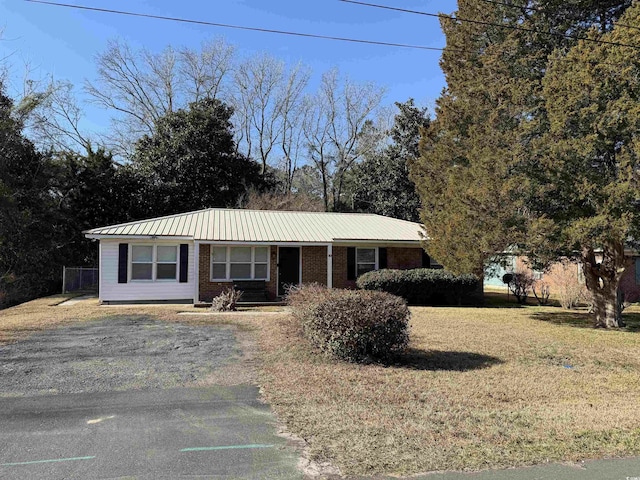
<box><xmin>356</xmin><ymin>268</ymin><xmax>481</xmax><ymax>306</ymax></box>
<box><xmin>287</xmin><ymin>284</ymin><xmax>410</xmax><ymax>363</ymax></box>
<box><xmin>211</xmin><ymin>287</ymin><xmax>243</xmax><ymax>311</ymax></box>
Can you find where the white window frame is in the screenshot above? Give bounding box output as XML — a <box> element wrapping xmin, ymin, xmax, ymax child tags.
<box><xmin>210</xmin><ymin>246</ymin><xmax>270</xmax><ymax>281</ymax></box>
<box><xmin>130</xmin><ymin>244</ymin><xmax>179</xmax><ymax>282</ymax></box>
<box><xmin>356</xmin><ymin>247</ymin><xmax>378</xmax><ymax>277</ymax></box>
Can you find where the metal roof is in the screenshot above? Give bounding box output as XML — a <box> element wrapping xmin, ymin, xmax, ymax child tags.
<box><xmin>84</xmin><ymin>208</ymin><xmax>424</xmax><ymax>243</ymax></box>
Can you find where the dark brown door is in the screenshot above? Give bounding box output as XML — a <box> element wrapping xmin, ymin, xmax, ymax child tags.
<box><xmin>278</xmin><ymin>247</ymin><xmax>300</xmax><ymax>296</ymax></box>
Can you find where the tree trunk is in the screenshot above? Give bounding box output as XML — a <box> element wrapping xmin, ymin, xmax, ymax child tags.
<box><xmin>581</xmin><ymin>243</ymin><xmax>628</xmax><ymax>328</ymax></box>
<box><xmin>590</xmin><ymin>281</ymin><xmax>622</xmax><ymax>328</ymax></box>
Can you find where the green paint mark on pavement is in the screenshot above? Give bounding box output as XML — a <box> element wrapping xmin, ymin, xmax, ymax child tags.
<box><xmin>0</xmin><ymin>456</ymin><xmax>96</xmax><ymax>467</ymax></box>
<box><xmin>180</xmin><ymin>444</ymin><xmax>274</xmax><ymax>452</ymax></box>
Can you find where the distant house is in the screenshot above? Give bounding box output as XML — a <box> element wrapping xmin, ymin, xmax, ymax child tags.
<box><xmin>84</xmin><ymin>208</ymin><xmax>432</xmax><ymax>304</ymax></box>
<box><xmin>485</xmin><ymin>251</ymin><xmax>640</xmax><ymax>303</ymax></box>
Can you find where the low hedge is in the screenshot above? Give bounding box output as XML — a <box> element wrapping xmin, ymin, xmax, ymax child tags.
<box><xmin>287</xmin><ymin>284</ymin><xmax>410</xmax><ymax>363</ymax></box>
<box><xmin>356</xmin><ymin>268</ymin><xmax>481</xmax><ymax>306</ymax></box>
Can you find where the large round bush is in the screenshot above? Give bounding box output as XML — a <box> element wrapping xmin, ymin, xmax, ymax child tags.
<box><xmin>287</xmin><ymin>285</ymin><xmax>410</xmax><ymax>363</ymax></box>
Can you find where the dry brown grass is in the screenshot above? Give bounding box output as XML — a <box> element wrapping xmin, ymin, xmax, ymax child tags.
<box><xmin>5</xmin><ymin>296</ymin><xmax>640</xmax><ymax>476</ymax></box>
<box><xmin>258</xmin><ymin>303</ymin><xmax>640</xmax><ymax>476</ymax></box>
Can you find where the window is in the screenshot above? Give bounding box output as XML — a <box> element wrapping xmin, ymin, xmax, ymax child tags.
<box><xmin>156</xmin><ymin>246</ymin><xmax>177</xmax><ymax>280</ymax></box>
<box><xmin>211</xmin><ymin>246</ymin><xmax>269</xmax><ymax>281</ymax></box>
<box><xmin>131</xmin><ymin>246</ymin><xmax>153</xmax><ymax>280</ymax></box>
<box><xmin>131</xmin><ymin>245</ymin><xmax>178</xmax><ymax>281</ymax></box>
<box><xmin>356</xmin><ymin>248</ymin><xmax>377</xmax><ymax>277</ymax></box>
<box><xmin>230</xmin><ymin>247</ymin><xmax>252</xmax><ymax>279</ymax></box>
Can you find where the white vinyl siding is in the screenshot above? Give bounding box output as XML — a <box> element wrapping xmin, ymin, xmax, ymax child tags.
<box><xmin>210</xmin><ymin>246</ymin><xmax>270</xmax><ymax>281</ymax></box>
<box><xmin>100</xmin><ymin>240</ymin><xmax>194</xmax><ymax>302</ymax></box>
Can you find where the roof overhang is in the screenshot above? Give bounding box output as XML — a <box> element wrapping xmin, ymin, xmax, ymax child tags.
<box><xmin>332</xmin><ymin>239</ymin><xmax>422</xmax><ymax>247</ymax></box>
<box><xmin>85</xmin><ymin>234</ymin><xmax>195</xmax><ymax>241</ymax></box>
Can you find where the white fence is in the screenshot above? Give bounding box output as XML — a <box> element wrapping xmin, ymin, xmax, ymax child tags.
<box><xmin>62</xmin><ymin>267</ymin><xmax>99</xmax><ymax>293</ymax></box>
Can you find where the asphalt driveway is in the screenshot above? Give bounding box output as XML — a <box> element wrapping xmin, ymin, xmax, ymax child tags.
<box><xmin>0</xmin><ymin>316</ymin><xmax>302</xmax><ymax>479</ymax></box>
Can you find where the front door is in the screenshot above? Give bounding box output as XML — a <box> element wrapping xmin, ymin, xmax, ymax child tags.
<box><xmin>278</xmin><ymin>247</ymin><xmax>300</xmax><ymax>296</ymax></box>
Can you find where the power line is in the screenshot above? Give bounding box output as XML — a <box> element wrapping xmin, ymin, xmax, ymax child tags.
<box><xmin>24</xmin><ymin>0</ymin><xmax>444</xmax><ymax>52</ymax></box>
<box><xmin>476</xmin><ymin>0</ymin><xmax>640</xmax><ymax>33</ymax></box>
<box><xmin>23</xmin><ymin>0</ymin><xmax>640</xmax><ymax>70</ymax></box>
<box><xmin>338</xmin><ymin>0</ymin><xmax>640</xmax><ymax>50</ymax></box>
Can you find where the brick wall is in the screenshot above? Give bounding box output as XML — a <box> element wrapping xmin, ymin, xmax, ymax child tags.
<box><xmin>620</xmin><ymin>256</ymin><xmax>640</xmax><ymax>303</ymax></box>
<box><xmin>387</xmin><ymin>247</ymin><xmax>423</xmax><ymax>270</ymax></box>
<box><xmin>332</xmin><ymin>246</ymin><xmax>356</xmax><ymax>289</ymax></box>
<box><xmin>198</xmin><ymin>244</ymin><xmax>425</xmax><ymax>300</ymax></box>
<box><xmin>331</xmin><ymin>246</ymin><xmax>423</xmax><ymax>289</ymax></box>
<box><xmin>302</xmin><ymin>246</ymin><xmax>328</xmax><ymax>285</ymax></box>
<box><xmin>198</xmin><ymin>244</ymin><xmax>278</xmax><ymax>302</ymax></box>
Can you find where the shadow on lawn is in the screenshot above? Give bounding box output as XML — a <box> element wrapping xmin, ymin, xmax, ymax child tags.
<box><xmin>396</xmin><ymin>348</ymin><xmax>503</xmax><ymax>371</ymax></box>
<box><xmin>531</xmin><ymin>310</ymin><xmax>640</xmax><ymax>331</ymax></box>
<box><xmin>483</xmin><ymin>291</ymin><xmax>562</xmax><ymax>308</ymax></box>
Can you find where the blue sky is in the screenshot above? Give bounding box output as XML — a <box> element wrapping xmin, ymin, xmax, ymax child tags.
<box><xmin>1</xmin><ymin>0</ymin><xmax>458</xmax><ymax>136</ymax></box>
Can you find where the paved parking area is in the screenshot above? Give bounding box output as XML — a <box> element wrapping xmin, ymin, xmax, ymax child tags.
<box><xmin>0</xmin><ymin>317</ymin><xmax>302</xmax><ymax>479</ymax></box>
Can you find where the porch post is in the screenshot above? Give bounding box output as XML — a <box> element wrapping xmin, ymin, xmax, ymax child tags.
<box><xmin>327</xmin><ymin>243</ymin><xmax>333</xmax><ymax>289</ymax></box>
<box><xmin>194</xmin><ymin>241</ymin><xmax>200</xmax><ymax>304</ymax></box>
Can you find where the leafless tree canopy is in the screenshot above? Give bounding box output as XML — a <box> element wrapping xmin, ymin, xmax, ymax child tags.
<box><xmin>85</xmin><ymin>38</ymin><xmax>235</xmax><ymax>157</ymax></box>
<box><xmin>303</xmin><ymin>69</ymin><xmax>386</xmax><ymax>210</ymax></box>
<box><xmin>80</xmin><ymin>38</ymin><xmax>388</xmax><ymax>208</ymax></box>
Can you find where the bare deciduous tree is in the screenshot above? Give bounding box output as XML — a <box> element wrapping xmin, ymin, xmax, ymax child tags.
<box><xmin>86</xmin><ymin>38</ymin><xmax>235</xmax><ymax>157</ymax></box>
<box><xmin>180</xmin><ymin>38</ymin><xmax>235</xmax><ymax>103</ymax></box>
<box><xmin>233</xmin><ymin>53</ymin><xmax>310</xmax><ymax>178</ymax></box>
<box><xmin>303</xmin><ymin>68</ymin><xmax>385</xmax><ymax>210</ymax></box>
<box><xmin>278</xmin><ymin>62</ymin><xmax>310</xmax><ymax>192</ymax></box>
<box><xmin>23</xmin><ymin>79</ymin><xmax>92</xmax><ymax>153</ymax></box>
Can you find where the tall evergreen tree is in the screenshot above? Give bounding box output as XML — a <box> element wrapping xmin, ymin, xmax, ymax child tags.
<box><xmin>410</xmin><ymin>0</ymin><xmax>634</xmax><ymax>324</ymax></box>
<box><xmin>53</xmin><ymin>148</ymin><xmax>134</xmax><ymax>266</ymax></box>
<box><xmin>530</xmin><ymin>5</ymin><xmax>640</xmax><ymax>327</ymax></box>
<box><xmin>353</xmin><ymin>99</ymin><xmax>427</xmax><ymax>222</ymax></box>
<box><xmin>131</xmin><ymin>98</ymin><xmax>265</xmax><ymax>217</ymax></box>
<box><xmin>0</xmin><ymin>87</ymin><xmax>62</xmax><ymax>306</ymax></box>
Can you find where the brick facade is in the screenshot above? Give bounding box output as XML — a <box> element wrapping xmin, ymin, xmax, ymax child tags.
<box><xmin>387</xmin><ymin>247</ymin><xmax>423</xmax><ymax>270</ymax></box>
<box><xmin>332</xmin><ymin>246</ymin><xmax>424</xmax><ymax>289</ymax></box>
<box><xmin>332</xmin><ymin>246</ymin><xmax>356</xmax><ymax>289</ymax></box>
<box><xmin>198</xmin><ymin>243</ymin><xmax>425</xmax><ymax>301</ymax></box>
<box><xmin>302</xmin><ymin>246</ymin><xmax>328</xmax><ymax>285</ymax></box>
<box><xmin>620</xmin><ymin>256</ymin><xmax>640</xmax><ymax>303</ymax></box>
<box><xmin>198</xmin><ymin>244</ymin><xmax>278</xmax><ymax>302</ymax></box>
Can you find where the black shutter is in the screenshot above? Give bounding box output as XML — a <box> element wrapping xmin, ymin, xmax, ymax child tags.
<box><xmin>378</xmin><ymin>248</ymin><xmax>387</xmax><ymax>269</ymax></box>
<box><xmin>118</xmin><ymin>243</ymin><xmax>128</xmax><ymax>283</ymax></box>
<box><xmin>422</xmin><ymin>250</ymin><xmax>431</xmax><ymax>268</ymax></box>
<box><xmin>347</xmin><ymin>247</ymin><xmax>356</xmax><ymax>280</ymax></box>
<box><xmin>179</xmin><ymin>244</ymin><xmax>189</xmax><ymax>283</ymax></box>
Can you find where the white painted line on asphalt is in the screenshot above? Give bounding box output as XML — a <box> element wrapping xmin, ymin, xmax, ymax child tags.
<box><xmin>87</xmin><ymin>415</ymin><xmax>115</xmax><ymax>424</ymax></box>
<box><xmin>178</xmin><ymin>311</ymin><xmax>286</xmax><ymax>316</ymax></box>
<box><xmin>0</xmin><ymin>456</ymin><xmax>96</xmax><ymax>467</ymax></box>
<box><xmin>180</xmin><ymin>444</ymin><xmax>275</xmax><ymax>452</ymax></box>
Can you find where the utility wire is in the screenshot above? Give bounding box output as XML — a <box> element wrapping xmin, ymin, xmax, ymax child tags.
<box><xmin>23</xmin><ymin>0</ymin><xmax>444</xmax><ymax>52</ymax></box>
<box><xmin>338</xmin><ymin>0</ymin><xmax>640</xmax><ymax>49</ymax></box>
<box><xmin>476</xmin><ymin>0</ymin><xmax>640</xmax><ymax>33</ymax></box>
<box><xmin>23</xmin><ymin>0</ymin><xmax>640</xmax><ymax>70</ymax></box>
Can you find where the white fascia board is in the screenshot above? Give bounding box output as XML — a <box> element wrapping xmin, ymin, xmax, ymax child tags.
<box><xmin>201</xmin><ymin>241</ymin><xmax>333</xmax><ymax>247</ymax></box>
<box><xmin>85</xmin><ymin>234</ymin><xmax>194</xmax><ymax>241</ymax></box>
<box><xmin>331</xmin><ymin>239</ymin><xmax>422</xmax><ymax>248</ymax></box>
